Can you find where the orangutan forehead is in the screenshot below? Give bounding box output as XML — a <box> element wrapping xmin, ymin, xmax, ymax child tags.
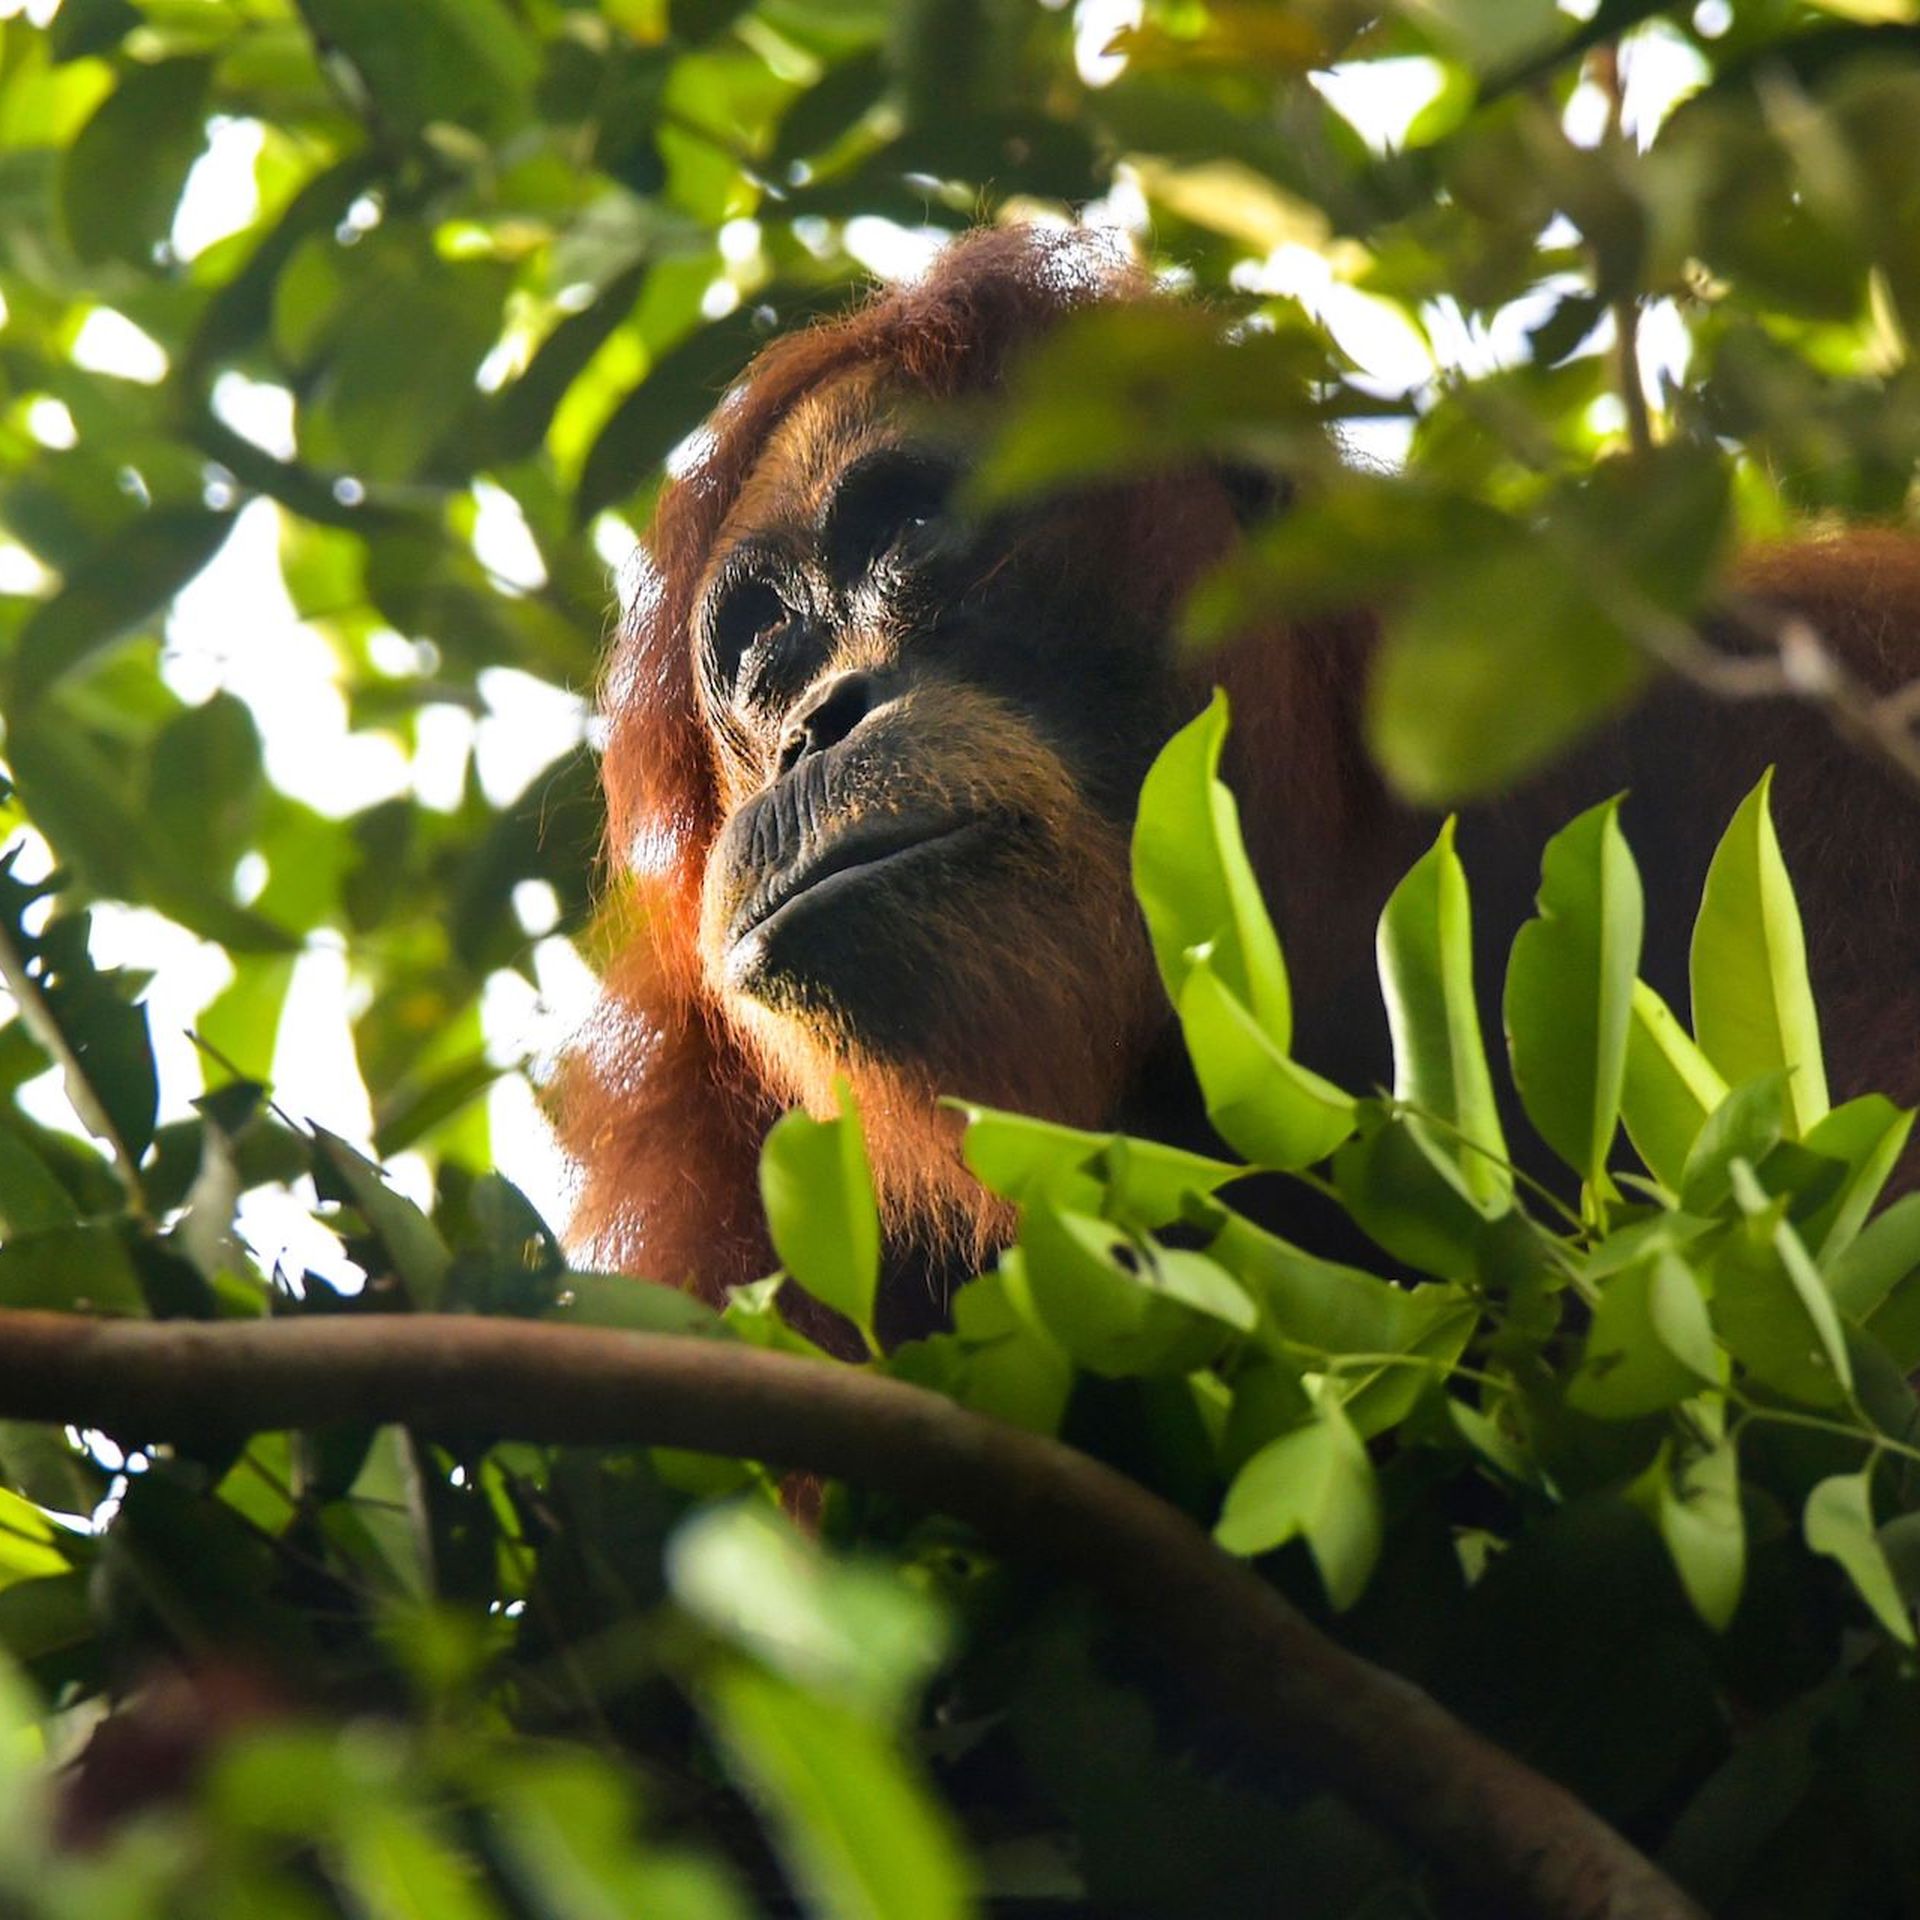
<box><xmin>713</xmin><ymin>364</ymin><xmax>904</xmax><ymax>552</ymax></box>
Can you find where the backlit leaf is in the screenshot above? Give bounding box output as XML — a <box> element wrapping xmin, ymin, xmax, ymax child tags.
<box><xmin>1379</xmin><ymin>818</ymin><xmax>1509</xmax><ymax>1206</ymax></box>
<box><xmin>760</xmin><ymin>1086</ymin><xmax>881</xmax><ymax>1350</ymax></box>
<box><xmin>1504</xmin><ymin>798</ymin><xmax>1643</xmax><ymax>1191</ymax></box>
<box><xmin>1132</xmin><ymin>691</ymin><xmax>1292</xmax><ymax>1041</ymax></box>
<box><xmin>1690</xmin><ymin>772</ymin><xmax>1829</xmax><ymax>1137</ymax></box>
<box><xmin>1621</xmin><ymin>980</ymin><xmax>1728</xmax><ymax>1192</ymax></box>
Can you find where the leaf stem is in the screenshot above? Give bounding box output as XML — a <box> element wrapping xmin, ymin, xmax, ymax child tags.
<box><xmin>1732</xmin><ymin>1401</ymin><xmax>1920</xmax><ymax>1469</ymax></box>
<box><xmin>1315</xmin><ymin>1349</ymin><xmax>1506</xmax><ymax>1392</ymax></box>
<box><xmin>1387</xmin><ymin>1098</ymin><xmax>1587</xmax><ymax>1232</ymax></box>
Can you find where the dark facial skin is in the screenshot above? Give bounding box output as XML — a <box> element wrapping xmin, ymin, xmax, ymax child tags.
<box><xmin>691</xmin><ymin>368</ymin><xmax>1182</xmax><ymax>1072</ymax></box>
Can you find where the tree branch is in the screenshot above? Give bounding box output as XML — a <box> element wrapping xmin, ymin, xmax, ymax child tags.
<box><xmin>0</xmin><ymin>1308</ymin><xmax>1699</xmax><ymax>1920</ymax></box>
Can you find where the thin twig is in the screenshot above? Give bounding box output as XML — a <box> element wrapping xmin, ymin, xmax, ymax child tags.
<box><xmin>1592</xmin><ymin>44</ymin><xmax>1654</xmax><ymax>458</ymax></box>
<box><xmin>0</xmin><ymin>1309</ymin><xmax>1701</xmax><ymax>1920</ymax></box>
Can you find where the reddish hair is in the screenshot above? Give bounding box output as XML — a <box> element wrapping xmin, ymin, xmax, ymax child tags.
<box><xmin>558</xmin><ymin>227</ymin><xmax>1375</xmax><ymax>1300</ymax></box>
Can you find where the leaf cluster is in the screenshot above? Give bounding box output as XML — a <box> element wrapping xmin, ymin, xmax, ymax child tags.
<box><xmin>0</xmin><ymin>0</ymin><xmax>1916</xmax><ymax>1914</ymax></box>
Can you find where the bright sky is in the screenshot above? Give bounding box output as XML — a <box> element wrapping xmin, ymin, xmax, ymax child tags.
<box><xmin>0</xmin><ymin>0</ymin><xmax>1710</xmax><ymax>1290</ymax></box>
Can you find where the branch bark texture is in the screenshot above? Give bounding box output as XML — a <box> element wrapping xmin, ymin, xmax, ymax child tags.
<box><xmin>0</xmin><ymin>1308</ymin><xmax>1700</xmax><ymax>1920</ymax></box>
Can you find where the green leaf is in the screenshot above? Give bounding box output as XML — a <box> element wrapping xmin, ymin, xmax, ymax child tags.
<box><xmin>1569</xmin><ymin>1252</ymin><xmax>1722</xmax><ymax>1419</ymax></box>
<box><xmin>0</xmin><ymin>1571</ymin><xmax>93</xmax><ymax>1666</ymax></box>
<box><xmin>1710</xmin><ymin>1166</ymin><xmax>1852</xmax><ymax>1406</ymax></box>
<box><xmin>299</xmin><ymin>0</ymin><xmax>534</xmax><ymax>136</ymax></box>
<box><xmin>314</xmin><ymin>1130</ymin><xmax>453</xmax><ymax>1310</ymax></box>
<box><xmin>10</xmin><ymin>721</ymin><xmax>295</xmax><ymax>956</ymax></box>
<box><xmin>336</xmin><ymin>1807</ymin><xmax>504</xmax><ymax>1920</ymax></box>
<box><xmin>1378</xmin><ymin>818</ymin><xmax>1509</xmax><ymax>1205</ymax></box>
<box><xmin>1621</xmin><ymin>980</ymin><xmax>1728</xmax><ymax>1191</ymax></box>
<box><xmin>771</xmin><ymin>48</ymin><xmax>888</xmax><ymax>167</ymax></box>
<box><xmin>705</xmin><ymin>1664</ymin><xmax>975</xmax><ymax>1920</ymax></box>
<box><xmin>490</xmin><ymin>261</ymin><xmax>648</xmax><ymax>464</ymax></box>
<box><xmin>49</xmin><ymin>0</ymin><xmax>142</xmax><ymax>62</ymax></box>
<box><xmin>1628</xmin><ymin>1435</ymin><xmax>1745</xmax><ymax>1631</ymax></box>
<box><xmin>0</xmin><ymin>1131</ymin><xmax>78</xmax><ymax>1238</ymax></box>
<box><xmin>58</xmin><ymin>55</ymin><xmax>211</xmax><ymax>265</ymax></box>
<box><xmin>18</xmin><ymin>920</ymin><xmax>160</xmax><ymax>1167</ymax></box>
<box><xmin>1176</xmin><ymin>955</ymin><xmax>1355</xmax><ymax>1171</ymax></box>
<box><xmin>1690</xmin><ymin>772</ymin><xmax>1829</xmax><ymax>1137</ymax></box>
<box><xmin>1208</xmin><ymin>1206</ymin><xmax>1457</xmax><ymax>1358</ymax></box>
<box><xmin>955</xmin><ymin>1103</ymin><xmax>1243</xmax><ymax>1226</ymax></box>
<box><xmin>576</xmin><ymin>306</ymin><xmax>766</xmax><ymax>522</ymax></box>
<box><xmin>146</xmin><ymin>692</ymin><xmax>265</xmax><ymax>873</ymax></box>
<box><xmin>0</xmin><ymin>1512</ymin><xmax>76</xmax><ymax>1605</ymax></box>
<box><xmin>1331</xmin><ymin>1108</ymin><xmax>1491</xmax><ymax>1281</ymax></box>
<box><xmin>668</xmin><ymin>1505</ymin><xmax>947</xmax><ymax>1722</ymax></box>
<box><xmin>1804</xmin><ymin>1468</ymin><xmax>1916</xmax><ymax>1646</ymax></box>
<box><xmin>1369</xmin><ymin>541</ymin><xmax>1646</xmax><ymax>804</ymax></box>
<box><xmin>1131</xmin><ymin>691</ymin><xmax>1292</xmax><ymax>1039</ymax></box>
<box><xmin>307</xmin><ymin>248</ymin><xmax>513</xmax><ymax>484</ymax></box>
<box><xmin>1214</xmin><ymin>1395</ymin><xmax>1382</xmax><ymax>1610</ymax></box>
<box><xmin>1009</xmin><ymin>1200</ymin><xmax>1249</xmax><ymax>1378</ymax></box>
<box><xmin>0</xmin><ymin>1222</ymin><xmax>145</xmax><ymax>1316</ymax></box>
<box><xmin>1794</xmin><ymin>1095</ymin><xmax>1914</xmax><ymax>1264</ymax></box>
<box><xmin>1213</xmin><ymin>1206</ymin><xmax>1478</xmax><ymax>1435</ymax></box>
<box><xmin>550</xmin><ymin>1272</ymin><xmax>724</xmax><ymax>1338</ymax></box>
<box><xmin>1410</xmin><ymin>0</ymin><xmax>1565</xmax><ymax>70</ymax></box>
<box><xmin>324</xmin><ymin>1426</ymin><xmax>431</xmax><ymax>1603</ymax></box>
<box><xmin>1504</xmin><ymin>797</ymin><xmax>1644</xmax><ymax>1191</ymax></box>
<box><xmin>723</xmin><ymin>1277</ymin><xmax>839</xmax><ymax>1360</ymax></box>
<box><xmin>966</xmin><ymin>308</ymin><xmax>1327</xmax><ymax>504</ymax></box>
<box><xmin>1830</xmin><ymin>1191</ymin><xmax>1920</xmax><ymax>1320</ymax></box>
<box><xmin>1679</xmin><ymin>1072</ymin><xmax>1787</xmax><ymax>1216</ymax></box>
<box><xmin>10</xmin><ymin>508</ymin><xmax>233</xmax><ymax>708</ymax></box>
<box><xmin>934</xmin><ymin>1267</ymin><xmax>1073</xmax><ymax>1435</ymax></box>
<box><xmin>760</xmin><ymin>1088</ymin><xmax>881</xmax><ymax>1349</ymax></box>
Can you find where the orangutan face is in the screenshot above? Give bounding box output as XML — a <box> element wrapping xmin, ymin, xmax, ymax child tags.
<box><xmin>688</xmin><ymin>367</ymin><xmax>1178</xmax><ymax>1123</ymax></box>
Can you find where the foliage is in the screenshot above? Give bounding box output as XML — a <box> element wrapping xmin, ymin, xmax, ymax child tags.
<box><xmin>0</xmin><ymin>0</ymin><xmax>1917</xmax><ymax>1914</ymax></box>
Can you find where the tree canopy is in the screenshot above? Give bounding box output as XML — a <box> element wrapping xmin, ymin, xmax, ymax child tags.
<box><xmin>0</xmin><ymin>1</ymin><xmax>1919</xmax><ymax>1916</ymax></box>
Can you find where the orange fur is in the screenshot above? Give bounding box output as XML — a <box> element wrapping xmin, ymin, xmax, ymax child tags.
<box><xmin>558</xmin><ymin>227</ymin><xmax>1920</xmax><ymax>1318</ymax></box>
<box><xmin>554</xmin><ymin>228</ymin><xmax>1372</xmax><ymax>1302</ymax></box>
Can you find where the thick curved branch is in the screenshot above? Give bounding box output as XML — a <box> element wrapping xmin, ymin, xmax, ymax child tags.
<box><xmin>0</xmin><ymin>1309</ymin><xmax>1696</xmax><ymax>1920</ymax></box>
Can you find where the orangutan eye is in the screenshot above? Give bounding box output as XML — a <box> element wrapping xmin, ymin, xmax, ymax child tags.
<box><xmin>824</xmin><ymin>454</ymin><xmax>953</xmax><ymax>583</ymax></box>
<box><xmin>708</xmin><ymin>578</ymin><xmax>791</xmax><ymax>694</ymax></box>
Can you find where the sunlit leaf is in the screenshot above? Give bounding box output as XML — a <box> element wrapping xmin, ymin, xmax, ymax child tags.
<box><xmin>1131</xmin><ymin>691</ymin><xmax>1291</xmax><ymax>1040</ymax></box>
<box><xmin>760</xmin><ymin>1085</ymin><xmax>881</xmax><ymax>1349</ymax></box>
<box><xmin>1010</xmin><ymin>1198</ymin><xmax>1250</xmax><ymax>1378</ymax></box>
<box><xmin>1690</xmin><ymin>772</ymin><xmax>1829</xmax><ymax>1137</ymax></box>
<box><xmin>955</xmin><ymin>1102</ymin><xmax>1243</xmax><ymax>1225</ymax></box>
<box><xmin>1177</xmin><ymin>955</ymin><xmax>1354</xmax><ymax>1171</ymax></box>
<box><xmin>10</xmin><ymin>509</ymin><xmax>233</xmax><ymax>708</ymax></box>
<box><xmin>1504</xmin><ymin>797</ymin><xmax>1643</xmax><ymax>1191</ymax></box>
<box><xmin>669</xmin><ymin>1505</ymin><xmax>947</xmax><ymax>1722</ymax></box>
<box><xmin>1379</xmin><ymin>818</ymin><xmax>1509</xmax><ymax>1205</ymax></box>
<box><xmin>1621</xmin><ymin>980</ymin><xmax>1728</xmax><ymax>1192</ymax></box>
<box><xmin>1794</xmin><ymin>1095</ymin><xmax>1914</xmax><ymax>1264</ymax></box>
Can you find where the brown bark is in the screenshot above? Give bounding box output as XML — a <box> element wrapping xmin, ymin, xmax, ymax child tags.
<box><xmin>0</xmin><ymin>1308</ymin><xmax>1700</xmax><ymax>1920</ymax></box>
